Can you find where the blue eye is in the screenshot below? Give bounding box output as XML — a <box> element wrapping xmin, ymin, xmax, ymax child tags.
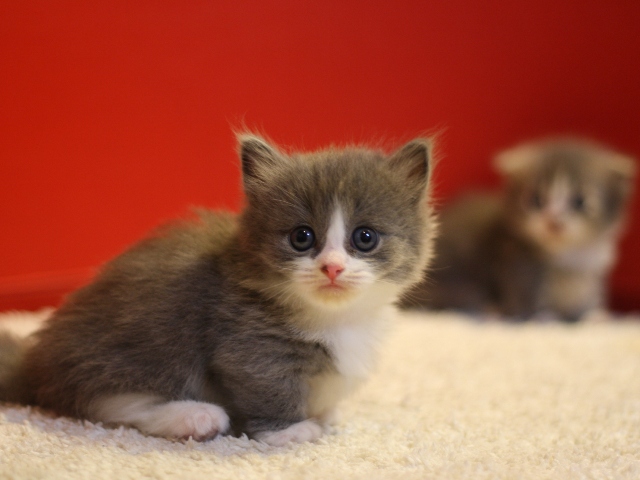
<box><xmin>290</xmin><ymin>226</ymin><xmax>315</xmax><ymax>251</ymax></box>
<box><xmin>352</xmin><ymin>227</ymin><xmax>379</xmax><ymax>252</ymax></box>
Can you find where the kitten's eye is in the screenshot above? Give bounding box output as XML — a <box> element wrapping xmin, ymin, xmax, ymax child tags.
<box><xmin>289</xmin><ymin>226</ymin><xmax>315</xmax><ymax>252</ymax></box>
<box><xmin>352</xmin><ymin>227</ymin><xmax>379</xmax><ymax>252</ymax></box>
<box><xmin>571</xmin><ymin>194</ymin><xmax>585</xmax><ymax>211</ymax></box>
<box><xmin>530</xmin><ymin>192</ymin><xmax>543</xmax><ymax>209</ymax></box>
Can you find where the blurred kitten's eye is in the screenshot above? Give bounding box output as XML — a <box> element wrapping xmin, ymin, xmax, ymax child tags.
<box><xmin>530</xmin><ymin>192</ymin><xmax>543</xmax><ymax>209</ymax></box>
<box><xmin>352</xmin><ymin>227</ymin><xmax>379</xmax><ymax>252</ymax></box>
<box><xmin>571</xmin><ymin>194</ymin><xmax>585</xmax><ymax>211</ymax></box>
<box><xmin>289</xmin><ymin>227</ymin><xmax>315</xmax><ymax>252</ymax></box>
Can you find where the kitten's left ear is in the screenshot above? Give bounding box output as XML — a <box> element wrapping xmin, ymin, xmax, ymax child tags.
<box><xmin>604</xmin><ymin>152</ymin><xmax>637</xmax><ymax>212</ymax></box>
<box><xmin>389</xmin><ymin>139</ymin><xmax>432</xmax><ymax>190</ymax></box>
<box><xmin>601</xmin><ymin>152</ymin><xmax>636</xmax><ymax>218</ymax></box>
<box><xmin>606</xmin><ymin>152</ymin><xmax>637</xmax><ymax>180</ymax></box>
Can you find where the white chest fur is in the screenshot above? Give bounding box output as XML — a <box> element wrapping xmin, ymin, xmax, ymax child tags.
<box><xmin>320</xmin><ymin>320</ymin><xmax>386</xmax><ymax>377</ymax></box>
<box><xmin>544</xmin><ymin>238</ymin><xmax>615</xmax><ymax>316</ymax></box>
<box><xmin>301</xmin><ymin>304</ymin><xmax>394</xmax><ymax>419</ymax></box>
<box><xmin>552</xmin><ymin>239</ymin><xmax>615</xmax><ymax>272</ymax></box>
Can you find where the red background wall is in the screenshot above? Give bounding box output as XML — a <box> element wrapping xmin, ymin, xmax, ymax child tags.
<box><xmin>1</xmin><ymin>1</ymin><xmax>639</xmax><ymax>312</ymax></box>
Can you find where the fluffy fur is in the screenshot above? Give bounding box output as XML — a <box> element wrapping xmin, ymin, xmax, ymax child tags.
<box><xmin>401</xmin><ymin>138</ymin><xmax>635</xmax><ymax>321</ymax></box>
<box><xmin>0</xmin><ymin>133</ymin><xmax>436</xmax><ymax>445</ymax></box>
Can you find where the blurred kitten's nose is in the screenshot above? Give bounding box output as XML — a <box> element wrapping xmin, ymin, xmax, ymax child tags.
<box><xmin>321</xmin><ymin>263</ymin><xmax>344</xmax><ymax>281</ymax></box>
<box><xmin>546</xmin><ymin>217</ymin><xmax>564</xmax><ymax>234</ymax></box>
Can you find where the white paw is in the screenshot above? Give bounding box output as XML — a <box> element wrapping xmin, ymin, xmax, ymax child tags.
<box><xmin>91</xmin><ymin>395</ymin><xmax>230</xmax><ymax>442</ymax></box>
<box><xmin>155</xmin><ymin>401</ymin><xmax>230</xmax><ymax>441</ymax></box>
<box><xmin>255</xmin><ymin>419</ymin><xmax>323</xmax><ymax>446</ymax></box>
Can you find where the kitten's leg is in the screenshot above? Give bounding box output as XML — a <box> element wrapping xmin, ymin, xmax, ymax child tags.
<box><xmin>90</xmin><ymin>393</ymin><xmax>230</xmax><ymax>441</ymax></box>
<box><xmin>253</xmin><ymin>419</ymin><xmax>323</xmax><ymax>446</ymax></box>
<box><xmin>315</xmin><ymin>407</ymin><xmax>339</xmax><ymax>427</ymax></box>
<box><xmin>581</xmin><ymin>308</ymin><xmax>613</xmax><ymax>323</ymax></box>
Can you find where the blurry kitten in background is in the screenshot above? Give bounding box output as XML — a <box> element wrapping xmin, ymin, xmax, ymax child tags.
<box><xmin>0</xmin><ymin>133</ymin><xmax>436</xmax><ymax>446</ymax></box>
<box><xmin>401</xmin><ymin>138</ymin><xmax>635</xmax><ymax>321</ymax></box>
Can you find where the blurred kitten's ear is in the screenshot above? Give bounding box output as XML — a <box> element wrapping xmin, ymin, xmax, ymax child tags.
<box><xmin>604</xmin><ymin>152</ymin><xmax>637</xmax><ymax>214</ymax></box>
<box><xmin>493</xmin><ymin>144</ymin><xmax>538</xmax><ymax>177</ymax></box>
<box><xmin>606</xmin><ymin>152</ymin><xmax>637</xmax><ymax>180</ymax></box>
<box><xmin>237</xmin><ymin>134</ymin><xmax>285</xmax><ymax>180</ymax></box>
<box><xmin>390</xmin><ymin>138</ymin><xmax>432</xmax><ymax>190</ymax></box>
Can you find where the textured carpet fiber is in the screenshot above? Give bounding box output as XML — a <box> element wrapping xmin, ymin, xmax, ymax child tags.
<box><xmin>1</xmin><ymin>309</ymin><xmax>640</xmax><ymax>479</ymax></box>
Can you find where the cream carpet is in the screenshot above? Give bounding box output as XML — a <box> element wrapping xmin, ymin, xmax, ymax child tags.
<box><xmin>1</xmin><ymin>309</ymin><xmax>640</xmax><ymax>479</ymax></box>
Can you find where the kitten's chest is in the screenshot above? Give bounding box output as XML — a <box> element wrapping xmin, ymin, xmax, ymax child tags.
<box><xmin>542</xmin><ymin>268</ymin><xmax>605</xmax><ymax>318</ymax></box>
<box><xmin>541</xmin><ymin>243</ymin><xmax>612</xmax><ymax>317</ymax></box>
<box><xmin>323</xmin><ymin>321</ymin><xmax>386</xmax><ymax>377</ymax></box>
<box><xmin>303</xmin><ymin>309</ymin><xmax>391</xmax><ymax>418</ymax></box>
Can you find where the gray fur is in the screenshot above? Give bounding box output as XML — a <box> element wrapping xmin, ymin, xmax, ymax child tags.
<box><xmin>1</xmin><ymin>133</ymin><xmax>436</xmax><ymax>439</ymax></box>
<box><xmin>0</xmin><ymin>333</ymin><xmax>29</xmax><ymax>403</ymax></box>
<box><xmin>401</xmin><ymin>138</ymin><xmax>635</xmax><ymax>321</ymax></box>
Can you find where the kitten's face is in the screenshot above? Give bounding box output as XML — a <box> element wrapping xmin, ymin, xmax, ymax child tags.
<box><xmin>286</xmin><ymin>206</ymin><xmax>384</xmax><ymax>306</ymax></box>
<box><xmin>516</xmin><ymin>172</ymin><xmax>607</xmax><ymax>254</ymax></box>
<box><xmin>497</xmin><ymin>140</ymin><xmax>635</xmax><ymax>255</ymax></box>
<box><xmin>237</xmin><ymin>136</ymin><xmax>435</xmax><ymax>310</ymax></box>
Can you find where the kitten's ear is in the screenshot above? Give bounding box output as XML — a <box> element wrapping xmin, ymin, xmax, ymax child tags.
<box><xmin>237</xmin><ymin>134</ymin><xmax>285</xmax><ymax>180</ymax></box>
<box><xmin>494</xmin><ymin>144</ymin><xmax>538</xmax><ymax>177</ymax></box>
<box><xmin>604</xmin><ymin>152</ymin><xmax>636</xmax><ymax>213</ymax></box>
<box><xmin>389</xmin><ymin>139</ymin><xmax>432</xmax><ymax>190</ymax></box>
<box><xmin>606</xmin><ymin>152</ymin><xmax>637</xmax><ymax>180</ymax></box>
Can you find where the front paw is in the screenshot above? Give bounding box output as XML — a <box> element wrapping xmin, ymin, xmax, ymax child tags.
<box><xmin>150</xmin><ymin>401</ymin><xmax>230</xmax><ymax>441</ymax></box>
<box><xmin>254</xmin><ymin>419</ymin><xmax>323</xmax><ymax>446</ymax></box>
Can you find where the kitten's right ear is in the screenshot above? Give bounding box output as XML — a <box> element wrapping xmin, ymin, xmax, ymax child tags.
<box><xmin>493</xmin><ymin>144</ymin><xmax>538</xmax><ymax>178</ymax></box>
<box><xmin>237</xmin><ymin>134</ymin><xmax>284</xmax><ymax>180</ymax></box>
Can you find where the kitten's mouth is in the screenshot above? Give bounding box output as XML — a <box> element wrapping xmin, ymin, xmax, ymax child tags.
<box><xmin>316</xmin><ymin>280</ymin><xmax>356</xmax><ymax>298</ymax></box>
<box><xmin>319</xmin><ymin>282</ymin><xmax>347</xmax><ymax>291</ymax></box>
<box><xmin>312</xmin><ymin>282</ymin><xmax>358</xmax><ymax>305</ymax></box>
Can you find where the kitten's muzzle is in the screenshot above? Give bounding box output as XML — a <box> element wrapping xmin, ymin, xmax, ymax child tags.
<box><xmin>321</xmin><ymin>263</ymin><xmax>344</xmax><ymax>282</ymax></box>
<box><xmin>545</xmin><ymin>217</ymin><xmax>565</xmax><ymax>235</ymax></box>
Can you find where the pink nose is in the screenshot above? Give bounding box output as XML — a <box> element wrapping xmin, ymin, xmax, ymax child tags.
<box><xmin>321</xmin><ymin>263</ymin><xmax>344</xmax><ymax>281</ymax></box>
<box><xmin>546</xmin><ymin>218</ymin><xmax>564</xmax><ymax>234</ymax></box>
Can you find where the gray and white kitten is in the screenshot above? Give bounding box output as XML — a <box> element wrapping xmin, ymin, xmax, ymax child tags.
<box><xmin>0</xmin><ymin>134</ymin><xmax>436</xmax><ymax>445</ymax></box>
<box><xmin>401</xmin><ymin>139</ymin><xmax>635</xmax><ymax>321</ymax></box>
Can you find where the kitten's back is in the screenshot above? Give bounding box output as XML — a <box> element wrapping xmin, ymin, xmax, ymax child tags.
<box><xmin>22</xmin><ymin>212</ymin><xmax>240</xmax><ymax>416</ymax></box>
<box><xmin>401</xmin><ymin>194</ymin><xmax>502</xmax><ymax>311</ymax></box>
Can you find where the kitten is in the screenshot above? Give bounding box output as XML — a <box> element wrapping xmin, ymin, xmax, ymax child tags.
<box><xmin>401</xmin><ymin>138</ymin><xmax>635</xmax><ymax>321</ymax></box>
<box><xmin>0</xmin><ymin>133</ymin><xmax>436</xmax><ymax>445</ymax></box>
